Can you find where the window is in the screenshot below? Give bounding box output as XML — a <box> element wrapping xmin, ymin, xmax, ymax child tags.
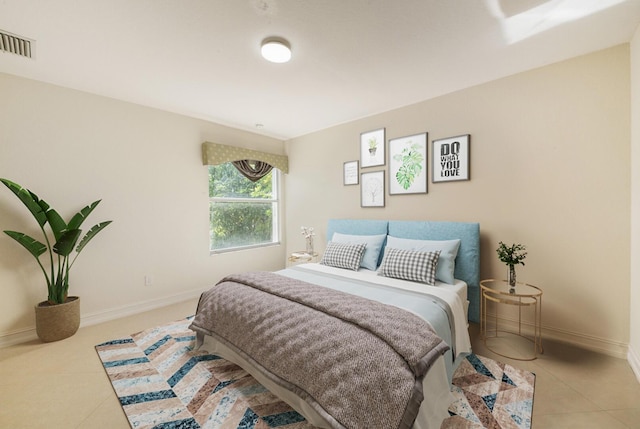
<box><xmin>209</xmin><ymin>163</ymin><xmax>279</xmax><ymax>252</ymax></box>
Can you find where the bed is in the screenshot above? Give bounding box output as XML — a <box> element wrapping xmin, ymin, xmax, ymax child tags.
<box><xmin>190</xmin><ymin>219</ymin><xmax>480</xmax><ymax>429</ymax></box>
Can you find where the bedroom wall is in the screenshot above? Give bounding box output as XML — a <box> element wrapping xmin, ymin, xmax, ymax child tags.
<box><xmin>630</xmin><ymin>25</ymin><xmax>640</xmax><ymax>380</ymax></box>
<box><xmin>284</xmin><ymin>45</ymin><xmax>631</xmax><ymax>358</ymax></box>
<box><xmin>0</xmin><ymin>72</ymin><xmax>287</xmax><ymax>345</ymax></box>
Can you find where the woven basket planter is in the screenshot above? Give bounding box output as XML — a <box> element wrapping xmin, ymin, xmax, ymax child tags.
<box><xmin>35</xmin><ymin>296</ymin><xmax>80</xmax><ymax>342</ymax></box>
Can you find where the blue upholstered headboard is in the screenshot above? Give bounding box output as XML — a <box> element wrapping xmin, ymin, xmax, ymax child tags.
<box><xmin>326</xmin><ymin>219</ymin><xmax>480</xmax><ymax>323</ymax></box>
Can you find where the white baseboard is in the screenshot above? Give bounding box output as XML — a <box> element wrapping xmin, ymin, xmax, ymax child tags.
<box><xmin>0</xmin><ymin>288</ymin><xmax>203</xmax><ymax>348</ymax></box>
<box><xmin>80</xmin><ymin>288</ymin><xmax>202</xmax><ymax>327</ymax></box>
<box><xmin>484</xmin><ymin>312</ymin><xmax>629</xmax><ymax>359</ymax></box>
<box><xmin>628</xmin><ymin>344</ymin><xmax>640</xmax><ymax>383</ymax></box>
<box><xmin>542</xmin><ymin>324</ymin><xmax>629</xmax><ymax>359</ymax></box>
<box><xmin>0</xmin><ymin>326</ymin><xmax>39</xmax><ymax>348</ymax></box>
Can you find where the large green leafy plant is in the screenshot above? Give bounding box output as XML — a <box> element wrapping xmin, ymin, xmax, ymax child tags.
<box><xmin>1</xmin><ymin>178</ymin><xmax>112</xmax><ymax>304</ymax></box>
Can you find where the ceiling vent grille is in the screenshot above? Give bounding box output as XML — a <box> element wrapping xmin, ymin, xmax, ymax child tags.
<box><xmin>0</xmin><ymin>30</ymin><xmax>34</xmax><ymax>59</ymax></box>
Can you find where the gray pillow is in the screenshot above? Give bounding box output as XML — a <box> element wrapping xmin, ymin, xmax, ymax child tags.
<box><xmin>385</xmin><ymin>236</ymin><xmax>461</xmax><ymax>284</ymax></box>
<box><xmin>331</xmin><ymin>232</ymin><xmax>386</xmax><ymax>270</ymax></box>
<box><xmin>378</xmin><ymin>247</ymin><xmax>440</xmax><ymax>285</ymax></box>
<box><xmin>320</xmin><ymin>241</ymin><xmax>367</xmax><ymax>271</ymax></box>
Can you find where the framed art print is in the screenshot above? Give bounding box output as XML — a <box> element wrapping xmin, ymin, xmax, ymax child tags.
<box><xmin>360</xmin><ymin>128</ymin><xmax>385</xmax><ymax>168</ymax></box>
<box><xmin>361</xmin><ymin>170</ymin><xmax>385</xmax><ymax>207</ymax></box>
<box><xmin>343</xmin><ymin>160</ymin><xmax>359</xmax><ymax>185</ymax></box>
<box><xmin>389</xmin><ymin>132</ymin><xmax>427</xmax><ymax>195</ymax></box>
<box><xmin>432</xmin><ymin>134</ymin><xmax>470</xmax><ymax>182</ymax></box>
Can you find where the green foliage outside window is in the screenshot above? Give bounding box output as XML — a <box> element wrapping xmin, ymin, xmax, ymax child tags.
<box><xmin>209</xmin><ymin>163</ymin><xmax>273</xmax><ymax>198</ymax></box>
<box><xmin>209</xmin><ymin>164</ymin><xmax>277</xmax><ymax>251</ymax></box>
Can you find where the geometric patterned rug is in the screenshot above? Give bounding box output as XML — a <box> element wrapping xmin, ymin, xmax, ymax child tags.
<box><xmin>96</xmin><ymin>317</ymin><xmax>535</xmax><ymax>429</ymax></box>
<box><xmin>441</xmin><ymin>354</ymin><xmax>535</xmax><ymax>429</ymax></box>
<box><xmin>95</xmin><ymin>316</ymin><xmax>314</xmax><ymax>429</ymax></box>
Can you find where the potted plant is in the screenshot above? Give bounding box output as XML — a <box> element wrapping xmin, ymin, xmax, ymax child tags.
<box><xmin>1</xmin><ymin>178</ymin><xmax>112</xmax><ymax>342</ymax></box>
<box><xmin>496</xmin><ymin>241</ymin><xmax>527</xmax><ymax>290</ymax></box>
<box><xmin>368</xmin><ymin>137</ymin><xmax>378</xmax><ymax>156</ymax></box>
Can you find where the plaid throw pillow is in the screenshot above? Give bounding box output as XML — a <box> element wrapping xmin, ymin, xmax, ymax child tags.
<box><xmin>320</xmin><ymin>241</ymin><xmax>367</xmax><ymax>271</ymax></box>
<box><xmin>378</xmin><ymin>247</ymin><xmax>441</xmax><ymax>285</ymax></box>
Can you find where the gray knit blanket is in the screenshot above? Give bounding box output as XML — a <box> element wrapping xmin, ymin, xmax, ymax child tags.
<box><xmin>189</xmin><ymin>271</ymin><xmax>449</xmax><ymax>429</ymax></box>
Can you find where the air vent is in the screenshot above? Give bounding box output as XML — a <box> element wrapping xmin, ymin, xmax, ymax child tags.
<box><xmin>0</xmin><ymin>30</ymin><xmax>34</xmax><ymax>59</ymax></box>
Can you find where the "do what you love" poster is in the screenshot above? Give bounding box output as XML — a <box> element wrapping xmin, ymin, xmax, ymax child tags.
<box><xmin>432</xmin><ymin>134</ymin><xmax>470</xmax><ymax>183</ymax></box>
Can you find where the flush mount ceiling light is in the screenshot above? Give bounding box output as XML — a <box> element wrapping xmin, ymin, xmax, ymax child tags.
<box><xmin>260</xmin><ymin>37</ymin><xmax>291</xmax><ymax>63</ymax></box>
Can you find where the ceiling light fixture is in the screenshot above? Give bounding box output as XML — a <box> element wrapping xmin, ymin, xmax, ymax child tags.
<box><xmin>260</xmin><ymin>37</ymin><xmax>291</xmax><ymax>63</ymax></box>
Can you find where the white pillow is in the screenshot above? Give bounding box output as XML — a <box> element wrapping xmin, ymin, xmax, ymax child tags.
<box><xmin>385</xmin><ymin>236</ymin><xmax>461</xmax><ymax>284</ymax></box>
<box><xmin>331</xmin><ymin>232</ymin><xmax>387</xmax><ymax>270</ymax></box>
<box><xmin>378</xmin><ymin>247</ymin><xmax>440</xmax><ymax>285</ymax></box>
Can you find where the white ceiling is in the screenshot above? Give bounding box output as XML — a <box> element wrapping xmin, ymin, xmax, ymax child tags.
<box><xmin>1</xmin><ymin>0</ymin><xmax>639</xmax><ymax>140</ymax></box>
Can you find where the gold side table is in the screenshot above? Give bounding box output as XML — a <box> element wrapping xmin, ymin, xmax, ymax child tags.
<box><xmin>480</xmin><ymin>279</ymin><xmax>543</xmax><ymax>360</ymax></box>
<box><xmin>287</xmin><ymin>251</ymin><xmax>319</xmax><ymax>267</ymax></box>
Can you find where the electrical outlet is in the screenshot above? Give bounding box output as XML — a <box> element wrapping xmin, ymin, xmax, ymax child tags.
<box><xmin>144</xmin><ymin>275</ymin><xmax>153</xmax><ymax>287</ymax></box>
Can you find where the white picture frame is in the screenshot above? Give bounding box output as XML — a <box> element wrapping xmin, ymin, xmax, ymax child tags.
<box><xmin>432</xmin><ymin>134</ymin><xmax>470</xmax><ymax>182</ymax></box>
<box><xmin>343</xmin><ymin>160</ymin><xmax>359</xmax><ymax>185</ymax></box>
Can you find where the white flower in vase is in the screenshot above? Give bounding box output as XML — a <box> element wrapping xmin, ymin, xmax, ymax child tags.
<box><xmin>301</xmin><ymin>226</ymin><xmax>315</xmax><ymax>254</ymax></box>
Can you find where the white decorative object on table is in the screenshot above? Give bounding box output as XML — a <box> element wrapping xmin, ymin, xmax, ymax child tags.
<box><xmin>301</xmin><ymin>226</ymin><xmax>315</xmax><ymax>254</ymax></box>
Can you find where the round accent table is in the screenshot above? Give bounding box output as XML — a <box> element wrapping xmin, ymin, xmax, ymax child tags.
<box><xmin>480</xmin><ymin>279</ymin><xmax>543</xmax><ymax>360</ymax></box>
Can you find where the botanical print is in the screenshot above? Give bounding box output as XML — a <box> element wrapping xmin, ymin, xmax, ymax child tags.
<box><xmin>389</xmin><ymin>133</ymin><xmax>427</xmax><ymax>195</ymax></box>
<box><xmin>394</xmin><ymin>142</ymin><xmax>423</xmax><ymax>189</ymax></box>
<box><xmin>360</xmin><ymin>128</ymin><xmax>385</xmax><ymax>168</ymax></box>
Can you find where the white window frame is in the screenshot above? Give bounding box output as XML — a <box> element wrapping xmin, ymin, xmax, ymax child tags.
<box><xmin>209</xmin><ymin>167</ymin><xmax>280</xmax><ymax>254</ymax></box>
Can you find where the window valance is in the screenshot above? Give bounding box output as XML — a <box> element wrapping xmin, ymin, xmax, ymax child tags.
<box><xmin>232</xmin><ymin>160</ymin><xmax>273</xmax><ymax>182</ymax></box>
<box><xmin>201</xmin><ymin>141</ymin><xmax>289</xmax><ymax>173</ymax></box>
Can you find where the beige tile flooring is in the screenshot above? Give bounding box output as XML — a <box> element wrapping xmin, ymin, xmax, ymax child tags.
<box><xmin>469</xmin><ymin>324</ymin><xmax>640</xmax><ymax>428</ymax></box>
<box><xmin>1</xmin><ymin>299</ymin><xmax>639</xmax><ymax>428</ymax></box>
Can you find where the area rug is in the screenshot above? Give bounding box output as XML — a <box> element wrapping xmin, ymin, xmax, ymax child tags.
<box><xmin>96</xmin><ymin>317</ymin><xmax>535</xmax><ymax>429</ymax></box>
<box><xmin>440</xmin><ymin>354</ymin><xmax>535</xmax><ymax>429</ymax></box>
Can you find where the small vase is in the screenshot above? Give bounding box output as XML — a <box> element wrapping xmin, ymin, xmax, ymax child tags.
<box><xmin>508</xmin><ymin>265</ymin><xmax>516</xmax><ymax>292</ymax></box>
<box><xmin>306</xmin><ymin>237</ymin><xmax>314</xmax><ymax>255</ymax></box>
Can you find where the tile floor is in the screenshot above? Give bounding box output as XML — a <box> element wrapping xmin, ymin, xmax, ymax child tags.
<box><xmin>1</xmin><ymin>299</ymin><xmax>639</xmax><ymax>428</ymax></box>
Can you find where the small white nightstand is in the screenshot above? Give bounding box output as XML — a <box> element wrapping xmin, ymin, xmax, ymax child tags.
<box><xmin>287</xmin><ymin>251</ymin><xmax>319</xmax><ymax>267</ymax></box>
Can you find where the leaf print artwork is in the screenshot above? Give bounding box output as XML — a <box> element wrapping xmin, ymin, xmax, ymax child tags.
<box><xmin>394</xmin><ymin>141</ymin><xmax>424</xmax><ymax>190</ymax></box>
<box><xmin>389</xmin><ymin>133</ymin><xmax>427</xmax><ymax>195</ymax></box>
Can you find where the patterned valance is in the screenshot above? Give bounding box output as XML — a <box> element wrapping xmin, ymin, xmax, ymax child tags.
<box><xmin>202</xmin><ymin>142</ymin><xmax>289</xmax><ymax>173</ymax></box>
